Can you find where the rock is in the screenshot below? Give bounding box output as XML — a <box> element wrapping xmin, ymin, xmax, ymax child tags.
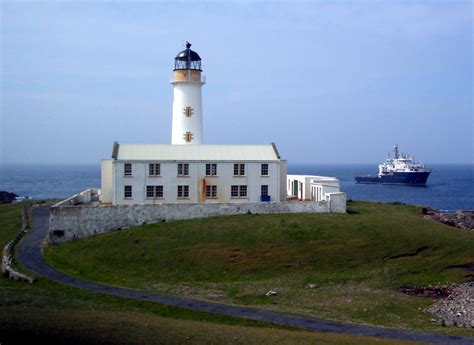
<box><xmin>426</xmin><ymin>283</ymin><xmax>474</xmax><ymax>328</ymax></box>
<box><xmin>265</xmin><ymin>290</ymin><xmax>277</xmax><ymax>296</ymax></box>
<box><xmin>443</xmin><ymin>319</ymin><xmax>454</xmax><ymax>327</ymax></box>
<box><xmin>307</xmin><ymin>283</ymin><xmax>317</xmax><ymax>289</ymax></box>
<box><xmin>0</xmin><ymin>191</ymin><xmax>18</xmax><ymax>204</ymax></box>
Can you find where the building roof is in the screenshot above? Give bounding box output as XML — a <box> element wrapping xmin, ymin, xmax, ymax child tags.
<box><xmin>112</xmin><ymin>143</ymin><xmax>282</xmax><ymax>162</ymax></box>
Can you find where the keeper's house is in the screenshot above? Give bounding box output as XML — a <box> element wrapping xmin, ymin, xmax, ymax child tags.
<box><xmin>101</xmin><ymin>142</ymin><xmax>287</xmax><ymax>205</ymax></box>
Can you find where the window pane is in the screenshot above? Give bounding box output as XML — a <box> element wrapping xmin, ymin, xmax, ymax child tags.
<box><xmin>149</xmin><ymin>164</ymin><xmax>154</xmax><ymax>176</ymax></box>
<box><xmin>124</xmin><ymin>163</ymin><xmax>132</xmax><ymax>176</ymax></box>
<box><xmin>184</xmin><ymin>164</ymin><xmax>189</xmax><ymax>176</ymax></box>
<box><xmin>184</xmin><ymin>185</ymin><xmax>189</xmax><ymax>197</ymax></box>
<box><xmin>233</xmin><ymin>164</ymin><xmax>239</xmax><ymax>176</ymax></box>
<box><xmin>146</xmin><ymin>186</ymin><xmax>154</xmax><ymax>198</ymax></box>
<box><xmin>178</xmin><ymin>164</ymin><xmax>183</xmax><ymax>175</ymax></box>
<box><xmin>156</xmin><ymin>186</ymin><xmax>163</xmax><ymax>198</ymax></box>
<box><xmin>240</xmin><ymin>185</ymin><xmax>247</xmax><ymax>197</ymax></box>
<box><xmin>156</xmin><ymin>164</ymin><xmax>161</xmax><ymax>176</ymax></box>
<box><xmin>240</xmin><ymin>164</ymin><xmax>245</xmax><ymax>176</ymax></box>
<box><xmin>178</xmin><ymin>185</ymin><xmax>182</xmax><ymax>197</ymax></box>
<box><xmin>124</xmin><ymin>185</ymin><xmax>132</xmax><ymax>198</ymax></box>
<box><xmin>206</xmin><ymin>164</ymin><xmax>211</xmax><ymax>176</ymax></box>
<box><xmin>212</xmin><ymin>164</ymin><xmax>217</xmax><ymax>175</ymax></box>
<box><xmin>231</xmin><ymin>185</ymin><xmax>238</xmax><ymax>197</ymax></box>
<box><xmin>261</xmin><ymin>164</ymin><xmax>268</xmax><ymax>176</ymax></box>
<box><xmin>261</xmin><ymin>185</ymin><xmax>268</xmax><ymax>196</ymax></box>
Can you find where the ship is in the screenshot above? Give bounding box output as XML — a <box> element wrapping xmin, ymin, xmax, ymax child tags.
<box><xmin>355</xmin><ymin>145</ymin><xmax>431</xmax><ymax>185</ymax></box>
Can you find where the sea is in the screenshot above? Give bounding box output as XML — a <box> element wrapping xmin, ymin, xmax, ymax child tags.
<box><xmin>0</xmin><ymin>164</ymin><xmax>472</xmax><ymax>211</ymax></box>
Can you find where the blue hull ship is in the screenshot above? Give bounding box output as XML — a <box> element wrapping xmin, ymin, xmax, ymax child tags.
<box><xmin>355</xmin><ymin>145</ymin><xmax>431</xmax><ymax>186</ymax></box>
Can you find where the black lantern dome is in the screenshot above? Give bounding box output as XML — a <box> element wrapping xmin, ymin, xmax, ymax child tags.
<box><xmin>174</xmin><ymin>42</ymin><xmax>202</xmax><ymax>71</ymax></box>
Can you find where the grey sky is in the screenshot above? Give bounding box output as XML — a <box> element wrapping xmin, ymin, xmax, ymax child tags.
<box><xmin>1</xmin><ymin>1</ymin><xmax>472</xmax><ymax>164</ymax></box>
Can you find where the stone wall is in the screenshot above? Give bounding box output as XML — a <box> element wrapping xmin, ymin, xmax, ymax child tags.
<box><xmin>49</xmin><ymin>199</ymin><xmax>346</xmax><ymax>244</ymax></box>
<box><xmin>2</xmin><ymin>206</ymin><xmax>34</xmax><ymax>283</ymax></box>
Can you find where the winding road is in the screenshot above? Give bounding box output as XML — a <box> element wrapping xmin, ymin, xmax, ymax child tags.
<box><xmin>17</xmin><ymin>206</ymin><xmax>474</xmax><ymax>345</ymax></box>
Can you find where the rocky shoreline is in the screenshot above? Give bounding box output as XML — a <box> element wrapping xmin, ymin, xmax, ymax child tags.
<box><xmin>426</xmin><ymin>282</ymin><xmax>474</xmax><ymax>328</ymax></box>
<box><xmin>423</xmin><ymin>208</ymin><xmax>474</xmax><ymax>231</ymax></box>
<box><xmin>0</xmin><ymin>191</ymin><xmax>18</xmax><ymax>204</ymax></box>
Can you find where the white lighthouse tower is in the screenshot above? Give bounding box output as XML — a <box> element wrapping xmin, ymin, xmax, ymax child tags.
<box><xmin>171</xmin><ymin>42</ymin><xmax>205</xmax><ymax>145</ymax></box>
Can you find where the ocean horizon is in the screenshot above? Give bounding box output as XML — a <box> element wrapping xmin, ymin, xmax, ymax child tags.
<box><xmin>0</xmin><ymin>163</ymin><xmax>473</xmax><ymax>211</ymax></box>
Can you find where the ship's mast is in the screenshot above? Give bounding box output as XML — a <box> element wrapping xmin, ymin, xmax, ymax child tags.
<box><xmin>394</xmin><ymin>144</ymin><xmax>399</xmax><ymax>159</ymax></box>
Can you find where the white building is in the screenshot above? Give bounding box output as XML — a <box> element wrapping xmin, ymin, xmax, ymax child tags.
<box><xmin>287</xmin><ymin>175</ymin><xmax>342</xmax><ymax>202</ymax></box>
<box><xmin>101</xmin><ymin>143</ymin><xmax>287</xmax><ymax>205</ymax></box>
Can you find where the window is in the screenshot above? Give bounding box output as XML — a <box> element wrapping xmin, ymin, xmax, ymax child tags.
<box><xmin>205</xmin><ymin>185</ymin><xmax>217</xmax><ymax>198</ymax></box>
<box><xmin>155</xmin><ymin>185</ymin><xmax>163</xmax><ymax>198</ymax></box>
<box><xmin>146</xmin><ymin>185</ymin><xmax>163</xmax><ymax>198</ymax></box>
<box><xmin>177</xmin><ymin>163</ymin><xmax>189</xmax><ymax>176</ymax></box>
<box><xmin>261</xmin><ymin>185</ymin><xmax>269</xmax><ymax>197</ymax></box>
<box><xmin>183</xmin><ymin>106</ymin><xmax>194</xmax><ymax>117</ymax></box>
<box><xmin>149</xmin><ymin>163</ymin><xmax>161</xmax><ymax>176</ymax></box>
<box><xmin>233</xmin><ymin>163</ymin><xmax>245</xmax><ymax>176</ymax></box>
<box><xmin>124</xmin><ymin>163</ymin><xmax>132</xmax><ymax>176</ymax></box>
<box><xmin>124</xmin><ymin>185</ymin><xmax>132</xmax><ymax>198</ymax></box>
<box><xmin>231</xmin><ymin>185</ymin><xmax>247</xmax><ymax>198</ymax></box>
<box><xmin>205</xmin><ymin>163</ymin><xmax>217</xmax><ymax>176</ymax></box>
<box><xmin>261</xmin><ymin>164</ymin><xmax>269</xmax><ymax>176</ymax></box>
<box><xmin>177</xmin><ymin>185</ymin><xmax>189</xmax><ymax>198</ymax></box>
<box><xmin>183</xmin><ymin>132</ymin><xmax>194</xmax><ymax>142</ymax></box>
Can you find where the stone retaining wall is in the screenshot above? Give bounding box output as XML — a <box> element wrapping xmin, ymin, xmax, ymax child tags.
<box><xmin>2</xmin><ymin>206</ymin><xmax>34</xmax><ymax>283</ymax></box>
<box><xmin>49</xmin><ymin>200</ymin><xmax>345</xmax><ymax>244</ymax></box>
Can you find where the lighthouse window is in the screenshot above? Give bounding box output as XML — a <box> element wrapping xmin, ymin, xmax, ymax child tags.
<box><xmin>183</xmin><ymin>132</ymin><xmax>194</xmax><ymax>142</ymax></box>
<box><xmin>206</xmin><ymin>163</ymin><xmax>217</xmax><ymax>176</ymax></box>
<box><xmin>178</xmin><ymin>163</ymin><xmax>189</xmax><ymax>176</ymax></box>
<box><xmin>183</xmin><ymin>106</ymin><xmax>194</xmax><ymax>117</ymax></box>
<box><xmin>124</xmin><ymin>163</ymin><xmax>132</xmax><ymax>176</ymax></box>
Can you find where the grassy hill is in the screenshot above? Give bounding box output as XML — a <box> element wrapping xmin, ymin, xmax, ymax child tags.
<box><xmin>0</xmin><ymin>202</ymin><xmax>424</xmax><ymax>345</ymax></box>
<box><xmin>44</xmin><ymin>201</ymin><xmax>474</xmax><ymax>336</ymax></box>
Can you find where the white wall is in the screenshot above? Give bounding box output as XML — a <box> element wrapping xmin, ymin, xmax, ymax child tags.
<box><xmin>100</xmin><ymin>160</ymin><xmax>113</xmax><ymax>203</ymax></box>
<box><xmin>108</xmin><ymin>160</ymin><xmax>284</xmax><ymax>205</ymax></box>
<box><xmin>171</xmin><ymin>82</ymin><xmax>203</xmax><ymax>145</ymax></box>
<box><xmin>279</xmin><ymin>160</ymin><xmax>288</xmax><ymax>201</ymax></box>
<box><xmin>287</xmin><ymin>175</ymin><xmax>344</xmax><ymax>202</ymax></box>
<box><xmin>287</xmin><ymin>175</ymin><xmax>312</xmax><ymax>200</ymax></box>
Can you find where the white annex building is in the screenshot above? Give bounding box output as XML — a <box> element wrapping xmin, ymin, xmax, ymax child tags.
<box><xmin>99</xmin><ymin>43</ymin><xmax>344</xmax><ymax>207</ymax></box>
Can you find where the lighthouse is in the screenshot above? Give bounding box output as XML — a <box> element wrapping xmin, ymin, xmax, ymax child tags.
<box><xmin>171</xmin><ymin>42</ymin><xmax>205</xmax><ymax>145</ymax></box>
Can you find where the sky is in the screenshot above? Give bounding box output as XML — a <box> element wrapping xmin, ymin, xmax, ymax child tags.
<box><xmin>0</xmin><ymin>1</ymin><xmax>472</xmax><ymax>165</ymax></box>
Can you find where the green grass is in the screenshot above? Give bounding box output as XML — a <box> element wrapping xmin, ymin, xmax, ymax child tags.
<box><xmin>44</xmin><ymin>201</ymin><xmax>474</xmax><ymax>336</ymax></box>
<box><xmin>0</xmin><ymin>202</ymin><xmax>421</xmax><ymax>344</ymax></box>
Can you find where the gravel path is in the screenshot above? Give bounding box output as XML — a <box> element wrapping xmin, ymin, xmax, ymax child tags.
<box><xmin>17</xmin><ymin>206</ymin><xmax>474</xmax><ymax>345</ymax></box>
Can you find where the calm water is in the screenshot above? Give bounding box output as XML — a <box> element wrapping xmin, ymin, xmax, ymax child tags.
<box><xmin>0</xmin><ymin>164</ymin><xmax>472</xmax><ymax>210</ymax></box>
